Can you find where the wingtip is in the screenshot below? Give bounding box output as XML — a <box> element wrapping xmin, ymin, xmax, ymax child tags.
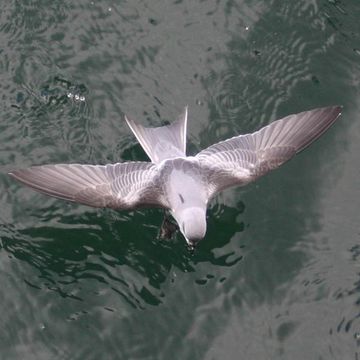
<box><xmin>124</xmin><ymin>114</ymin><xmax>133</xmax><ymax>128</ymax></box>
<box><xmin>8</xmin><ymin>170</ymin><xmax>18</xmax><ymax>179</ymax></box>
<box><xmin>8</xmin><ymin>169</ymin><xmax>31</xmax><ymax>188</ymax></box>
<box><xmin>330</xmin><ymin>105</ymin><xmax>343</xmax><ymax>119</ymax></box>
<box><xmin>183</xmin><ymin>106</ymin><xmax>188</xmax><ymax>126</ymax></box>
<box><xmin>317</xmin><ymin>105</ymin><xmax>342</xmax><ymax>120</ymax></box>
<box><xmin>336</xmin><ymin>105</ymin><xmax>343</xmax><ymax>116</ymax></box>
<box><xmin>124</xmin><ymin>114</ymin><xmax>145</xmax><ymax>139</ymax></box>
<box><xmin>8</xmin><ymin>168</ymin><xmax>32</xmax><ymax>183</ymax></box>
<box><xmin>177</xmin><ymin>106</ymin><xmax>188</xmax><ymax>122</ymax></box>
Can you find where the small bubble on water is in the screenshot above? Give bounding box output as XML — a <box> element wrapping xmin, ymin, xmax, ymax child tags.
<box><xmin>74</xmin><ymin>94</ymin><xmax>80</xmax><ymax>101</ymax></box>
<box><xmin>108</xmin><ymin>7</ymin><xmax>112</xmax><ymax>12</ymax></box>
<box><xmin>67</xmin><ymin>92</ymin><xmax>74</xmax><ymax>99</ymax></box>
<box><xmin>245</xmin><ymin>26</ymin><xmax>249</xmax><ymax>31</ymax></box>
<box><xmin>79</xmin><ymin>96</ymin><xmax>85</xmax><ymax>102</ymax></box>
<box><xmin>196</xmin><ymin>99</ymin><xmax>203</xmax><ymax>106</ymax></box>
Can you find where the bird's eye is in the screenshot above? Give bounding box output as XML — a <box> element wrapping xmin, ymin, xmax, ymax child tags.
<box><xmin>178</xmin><ymin>193</ymin><xmax>185</xmax><ymax>203</ymax></box>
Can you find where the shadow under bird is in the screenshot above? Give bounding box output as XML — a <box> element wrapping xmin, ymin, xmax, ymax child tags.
<box><xmin>9</xmin><ymin>106</ymin><xmax>341</xmax><ymax>247</ymax></box>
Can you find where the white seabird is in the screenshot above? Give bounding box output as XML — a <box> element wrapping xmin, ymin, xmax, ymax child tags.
<box><xmin>9</xmin><ymin>106</ymin><xmax>341</xmax><ymax>246</ymax></box>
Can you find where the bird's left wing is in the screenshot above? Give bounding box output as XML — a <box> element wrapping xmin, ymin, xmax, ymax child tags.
<box><xmin>9</xmin><ymin>162</ymin><xmax>166</xmax><ymax>209</ymax></box>
<box><xmin>196</xmin><ymin>106</ymin><xmax>341</xmax><ymax>198</ymax></box>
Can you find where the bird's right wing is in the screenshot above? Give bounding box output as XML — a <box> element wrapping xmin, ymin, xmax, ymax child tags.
<box><xmin>196</xmin><ymin>106</ymin><xmax>341</xmax><ymax>198</ymax></box>
<box><xmin>9</xmin><ymin>162</ymin><xmax>166</xmax><ymax>209</ymax></box>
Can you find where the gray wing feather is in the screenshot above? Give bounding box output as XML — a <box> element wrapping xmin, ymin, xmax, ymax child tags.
<box><xmin>196</xmin><ymin>106</ymin><xmax>342</xmax><ymax>197</ymax></box>
<box><xmin>9</xmin><ymin>162</ymin><xmax>165</xmax><ymax>209</ymax></box>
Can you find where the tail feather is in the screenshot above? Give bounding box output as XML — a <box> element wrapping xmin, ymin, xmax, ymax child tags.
<box><xmin>125</xmin><ymin>107</ymin><xmax>188</xmax><ymax>164</ymax></box>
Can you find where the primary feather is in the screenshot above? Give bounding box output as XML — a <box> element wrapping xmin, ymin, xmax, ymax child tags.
<box><xmin>9</xmin><ymin>162</ymin><xmax>164</xmax><ymax>209</ymax></box>
<box><xmin>196</xmin><ymin>106</ymin><xmax>341</xmax><ymax>197</ymax></box>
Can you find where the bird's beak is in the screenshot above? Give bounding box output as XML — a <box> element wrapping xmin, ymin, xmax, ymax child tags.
<box><xmin>185</xmin><ymin>237</ymin><xmax>201</xmax><ymax>250</ymax></box>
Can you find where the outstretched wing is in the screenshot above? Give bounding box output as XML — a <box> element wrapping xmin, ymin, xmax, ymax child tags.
<box><xmin>196</xmin><ymin>106</ymin><xmax>342</xmax><ymax>197</ymax></box>
<box><xmin>9</xmin><ymin>162</ymin><xmax>166</xmax><ymax>209</ymax></box>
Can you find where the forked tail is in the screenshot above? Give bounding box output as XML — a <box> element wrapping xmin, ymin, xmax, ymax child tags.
<box><xmin>125</xmin><ymin>107</ymin><xmax>188</xmax><ymax>164</ymax></box>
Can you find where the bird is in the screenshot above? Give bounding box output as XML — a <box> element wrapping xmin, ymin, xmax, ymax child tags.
<box><xmin>9</xmin><ymin>106</ymin><xmax>341</xmax><ymax>247</ymax></box>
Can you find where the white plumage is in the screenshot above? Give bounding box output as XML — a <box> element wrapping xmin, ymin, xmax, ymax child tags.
<box><xmin>10</xmin><ymin>106</ymin><xmax>341</xmax><ymax>246</ymax></box>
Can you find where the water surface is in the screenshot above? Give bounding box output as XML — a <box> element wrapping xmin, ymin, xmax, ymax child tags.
<box><xmin>1</xmin><ymin>0</ymin><xmax>360</xmax><ymax>359</ymax></box>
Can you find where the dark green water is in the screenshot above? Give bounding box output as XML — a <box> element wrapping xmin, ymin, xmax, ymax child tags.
<box><xmin>1</xmin><ymin>0</ymin><xmax>360</xmax><ymax>358</ymax></box>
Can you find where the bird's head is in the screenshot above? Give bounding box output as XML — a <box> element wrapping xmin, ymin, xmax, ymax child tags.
<box><xmin>175</xmin><ymin>207</ymin><xmax>207</xmax><ymax>247</ymax></box>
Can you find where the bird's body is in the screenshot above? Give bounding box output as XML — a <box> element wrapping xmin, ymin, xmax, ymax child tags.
<box><xmin>9</xmin><ymin>106</ymin><xmax>342</xmax><ymax>246</ymax></box>
<box><xmin>159</xmin><ymin>157</ymin><xmax>208</xmax><ymax>241</ymax></box>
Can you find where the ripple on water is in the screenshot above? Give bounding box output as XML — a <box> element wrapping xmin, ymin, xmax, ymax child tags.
<box><xmin>1</xmin><ymin>194</ymin><xmax>247</xmax><ymax>316</ymax></box>
<box><xmin>1</xmin><ymin>0</ymin><xmax>358</xmax><ymax>358</ymax></box>
<box><xmin>201</xmin><ymin>0</ymin><xmax>339</xmax><ymax>147</ymax></box>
